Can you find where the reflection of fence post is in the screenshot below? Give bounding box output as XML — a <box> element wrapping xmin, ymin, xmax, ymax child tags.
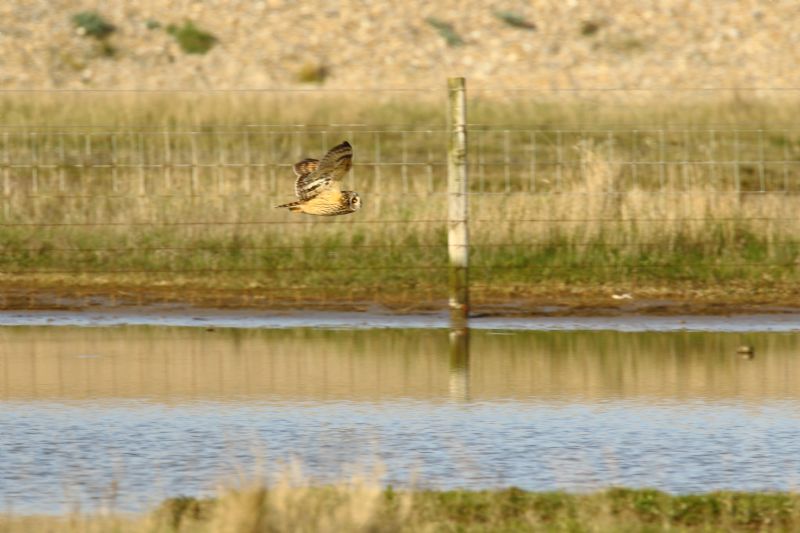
<box><xmin>447</xmin><ymin>77</ymin><xmax>469</xmax><ymax>331</ymax></box>
<box><xmin>448</xmin><ymin>347</ymin><xmax>470</xmax><ymax>402</ymax></box>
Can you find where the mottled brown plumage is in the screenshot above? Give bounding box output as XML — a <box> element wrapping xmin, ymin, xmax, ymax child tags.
<box><xmin>275</xmin><ymin>141</ymin><xmax>361</xmax><ymax>216</ymax></box>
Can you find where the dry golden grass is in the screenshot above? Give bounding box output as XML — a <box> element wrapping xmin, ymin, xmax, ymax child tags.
<box><xmin>3</xmin><ymin>471</ymin><xmax>799</xmax><ymax>532</ymax></box>
<box><xmin>2</xmin><ymin>92</ymin><xmax>800</xmax><ymax>307</ymax></box>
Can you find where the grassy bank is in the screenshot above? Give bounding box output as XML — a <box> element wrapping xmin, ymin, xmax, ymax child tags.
<box><xmin>2</xmin><ymin>91</ymin><xmax>800</xmax><ymax>310</ymax></box>
<box><xmin>3</xmin><ymin>486</ymin><xmax>800</xmax><ymax>532</ymax></box>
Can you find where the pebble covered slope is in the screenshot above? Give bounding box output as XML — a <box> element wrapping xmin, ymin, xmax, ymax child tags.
<box><xmin>0</xmin><ymin>0</ymin><xmax>798</xmax><ymax>90</ymax></box>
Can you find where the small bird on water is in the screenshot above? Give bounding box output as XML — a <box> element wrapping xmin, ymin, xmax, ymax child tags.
<box><xmin>275</xmin><ymin>141</ymin><xmax>362</xmax><ymax>216</ymax></box>
<box><xmin>736</xmin><ymin>345</ymin><xmax>755</xmax><ymax>359</ymax></box>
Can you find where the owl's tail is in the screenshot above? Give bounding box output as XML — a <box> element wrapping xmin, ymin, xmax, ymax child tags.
<box><xmin>275</xmin><ymin>200</ymin><xmax>303</xmax><ymax>212</ymax></box>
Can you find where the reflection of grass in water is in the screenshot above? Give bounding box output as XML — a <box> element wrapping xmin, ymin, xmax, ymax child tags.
<box><xmin>4</xmin><ymin>326</ymin><xmax>800</xmax><ymax>401</ymax></box>
<box><xmin>3</xmin><ymin>93</ymin><xmax>800</xmax><ymax>300</ymax></box>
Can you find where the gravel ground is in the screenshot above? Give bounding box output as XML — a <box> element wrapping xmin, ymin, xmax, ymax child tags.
<box><xmin>1</xmin><ymin>0</ymin><xmax>799</xmax><ymax>90</ymax></box>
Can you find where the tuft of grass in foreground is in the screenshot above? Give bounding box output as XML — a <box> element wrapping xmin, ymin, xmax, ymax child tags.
<box><xmin>2</xmin><ymin>92</ymin><xmax>800</xmax><ymax>309</ymax></box>
<box><xmin>3</xmin><ymin>486</ymin><xmax>800</xmax><ymax>532</ymax></box>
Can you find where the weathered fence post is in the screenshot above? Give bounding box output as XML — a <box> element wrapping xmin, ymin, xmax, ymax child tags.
<box><xmin>447</xmin><ymin>77</ymin><xmax>470</xmax><ymax>379</ymax></box>
<box><xmin>447</xmin><ymin>77</ymin><xmax>469</xmax><ymax>331</ymax></box>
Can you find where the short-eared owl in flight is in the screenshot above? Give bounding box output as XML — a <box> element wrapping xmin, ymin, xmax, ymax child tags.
<box><xmin>275</xmin><ymin>141</ymin><xmax>361</xmax><ymax>216</ymax></box>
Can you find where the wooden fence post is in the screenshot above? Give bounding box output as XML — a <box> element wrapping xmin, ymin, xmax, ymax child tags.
<box><xmin>447</xmin><ymin>77</ymin><xmax>469</xmax><ymax>332</ymax></box>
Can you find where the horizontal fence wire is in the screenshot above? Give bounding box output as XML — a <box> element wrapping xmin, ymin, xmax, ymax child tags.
<box><xmin>4</xmin><ymin>85</ymin><xmax>800</xmax><ymax>92</ymax></box>
<box><xmin>4</xmin><ymin>264</ymin><xmax>794</xmax><ymax>275</ymax></box>
<box><xmin>6</xmin><ymin>241</ymin><xmax>800</xmax><ymax>253</ymax></box>
<box><xmin>0</xmin><ymin>218</ymin><xmax>797</xmax><ymax>227</ymax></box>
<box><xmin>2</xmin><ymin>129</ymin><xmax>799</xmax><ymax>196</ymax></box>
<box><xmin>2</xmin><ymin>90</ymin><xmax>799</xmax><ymax>308</ymax></box>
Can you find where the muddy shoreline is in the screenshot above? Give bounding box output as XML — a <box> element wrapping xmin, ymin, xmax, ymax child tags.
<box><xmin>2</xmin><ymin>282</ymin><xmax>800</xmax><ymax>319</ymax></box>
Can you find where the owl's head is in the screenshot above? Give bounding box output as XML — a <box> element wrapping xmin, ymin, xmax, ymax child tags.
<box><xmin>345</xmin><ymin>191</ymin><xmax>362</xmax><ymax>212</ymax></box>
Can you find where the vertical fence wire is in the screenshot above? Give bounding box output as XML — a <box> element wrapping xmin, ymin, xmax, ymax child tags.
<box><xmin>2</xmin><ymin>132</ymin><xmax>8</xmax><ymax>220</ymax></box>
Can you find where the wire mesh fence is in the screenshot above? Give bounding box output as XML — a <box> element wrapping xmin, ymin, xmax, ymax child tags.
<box><xmin>1</xmin><ymin>87</ymin><xmax>799</xmax><ymax>310</ymax></box>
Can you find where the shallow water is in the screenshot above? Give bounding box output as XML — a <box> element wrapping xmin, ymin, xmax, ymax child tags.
<box><xmin>1</xmin><ymin>323</ymin><xmax>800</xmax><ymax>513</ymax></box>
<box><xmin>2</xmin><ymin>309</ymin><xmax>800</xmax><ymax>331</ymax></box>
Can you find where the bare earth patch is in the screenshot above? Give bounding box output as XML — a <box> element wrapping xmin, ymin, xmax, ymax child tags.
<box><xmin>3</xmin><ymin>279</ymin><xmax>799</xmax><ymax>317</ymax></box>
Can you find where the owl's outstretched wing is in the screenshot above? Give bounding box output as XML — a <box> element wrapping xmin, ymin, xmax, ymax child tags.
<box><xmin>292</xmin><ymin>158</ymin><xmax>319</xmax><ymax>199</ymax></box>
<box><xmin>293</xmin><ymin>158</ymin><xmax>319</xmax><ymax>178</ymax></box>
<box><xmin>294</xmin><ymin>141</ymin><xmax>352</xmax><ymax>201</ymax></box>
